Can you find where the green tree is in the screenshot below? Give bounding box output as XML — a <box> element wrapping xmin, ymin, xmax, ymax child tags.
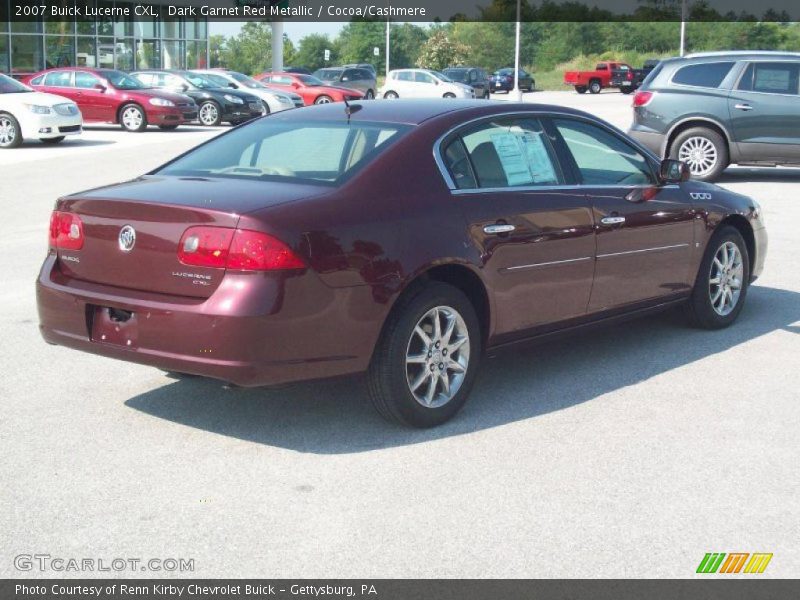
<box><xmin>221</xmin><ymin>22</ymin><xmax>295</xmax><ymax>75</ymax></box>
<box><xmin>388</xmin><ymin>23</ymin><xmax>428</xmax><ymax>70</ymax></box>
<box><xmin>293</xmin><ymin>34</ymin><xmax>336</xmax><ymax>72</ymax></box>
<box><xmin>336</xmin><ymin>21</ymin><xmax>385</xmax><ymax>74</ymax></box>
<box><xmin>415</xmin><ymin>30</ymin><xmax>470</xmax><ymax>71</ymax></box>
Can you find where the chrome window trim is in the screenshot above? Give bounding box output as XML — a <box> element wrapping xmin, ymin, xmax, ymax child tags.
<box><xmin>433</xmin><ymin>109</ymin><xmax>660</xmax><ymax>193</ymax></box>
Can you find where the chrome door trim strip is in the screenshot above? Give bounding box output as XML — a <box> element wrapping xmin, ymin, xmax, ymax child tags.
<box><xmin>503</xmin><ymin>256</ymin><xmax>592</xmax><ymax>272</ymax></box>
<box><xmin>597</xmin><ymin>243</ymin><xmax>689</xmax><ymax>259</ymax></box>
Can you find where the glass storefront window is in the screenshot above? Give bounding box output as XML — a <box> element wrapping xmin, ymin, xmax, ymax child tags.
<box><xmin>135</xmin><ymin>6</ymin><xmax>158</xmax><ymax>38</ymax></box>
<box><xmin>45</xmin><ymin>34</ymin><xmax>74</xmax><ymax>68</ymax></box>
<box><xmin>186</xmin><ymin>17</ymin><xmax>207</xmax><ymax>40</ymax></box>
<box><xmin>115</xmin><ymin>38</ymin><xmax>134</xmax><ymax>70</ymax></box>
<box><xmin>11</xmin><ymin>20</ymin><xmax>42</xmax><ymax>34</ymax></box>
<box><xmin>162</xmin><ymin>39</ymin><xmax>182</xmax><ymax>69</ymax></box>
<box><xmin>97</xmin><ymin>36</ymin><xmax>114</xmax><ymax>68</ymax></box>
<box><xmin>136</xmin><ymin>39</ymin><xmax>160</xmax><ymax>69</ymax></box>
<box><xmin>162</xmin><ymin>16</ymin><xmax>180</xmax><ymax>39</ymax></box>
<box><xmin>96</xmin><ymin>1</ymin><xmax>114</xmax><ymax>37</ymax></box>
<box><xmin>76</xmin><ymin>36</ymin><xmax>95</xmax><ymax>67</ymax></box>
<box><xmin>10</xmin><ymin>35</ymin><xmax>43</xmax><ymax>74</ymax></box>
<box><xmin>76</xmin><ymin>1</ymin><xmax>95</xmax><ymax>36</ymax></box>
<box><xmin>185</xmin><ymin>40</ymin><xmax>207</xmax><ymax>69</ymax></box>
<box><xmin>0</xmin><ymin>34</ymin><xmax>8</xmax><ymax>74</ymax></box>
<box><xmin>45</xmin><ymin>1</ymin><xmax>75</xmax><ymax>35</ymax></box>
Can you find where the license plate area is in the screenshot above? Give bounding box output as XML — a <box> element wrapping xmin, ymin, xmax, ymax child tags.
<box><xmin>90</xmin><ymin>305</ymin><xmax>138</xmax><ymax>348</ymax></box>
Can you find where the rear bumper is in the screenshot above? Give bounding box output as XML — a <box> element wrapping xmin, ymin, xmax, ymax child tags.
<box><xmin>37</xmin><ymin>255</ymin><xmax>380</xmax><ymax>387</ymax></box>
<box><xmin>627</xmin><ymin>127</ymin><xmax>667</xmax><ymax>157</ymax></box>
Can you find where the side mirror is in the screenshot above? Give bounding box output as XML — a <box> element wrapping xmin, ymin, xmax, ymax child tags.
<box><xmin>291</xmin><ymin>82</ymin><xmax>300</xmax><ymax>89</ymax></box>
<box><xmin>434</xmin><ymin>79</ymin><xmax>439</xmax><ymax>85</ymax></box>
<box><xmin>228</xmin><ymin>82</ymin><xmax>238</xmax><ymax>89</ymax></box>
<box><xmin>659</xmin><ymin>159</ymin><xmax>690</xmax><ymax>183</ymax></box>
<box><xmin>94</xmin><ymin>83</ymin><xmax>107</xmax><ymax>92</ymax></box>
<box><xmin>180</xmin><ymin>83</ymin><xmax>189</xmax><ymax>92</ymax></box>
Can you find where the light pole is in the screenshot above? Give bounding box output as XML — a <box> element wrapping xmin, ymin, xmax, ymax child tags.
<box><xmin>385</xmin><ymin>20</ymin><xmax>390</xmax><ymax>78</ymax></box>
<box><xmin>679</xmin><ymin>0</ymin><xmax>687</xmax><ymax>57</ymax></box>
<box><xmin>510</xmin><ymin>0</ymin><xmax>523</xmax><ymax>102</ymax></box>
<box><xmin>272</xmin><ymin>20</ymin><xmax>284</xmax><ymax>72</ymax></box>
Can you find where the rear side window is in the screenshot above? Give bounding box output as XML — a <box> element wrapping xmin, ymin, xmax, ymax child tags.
<box><xmin>157</xmin><ymin>120</ymin><xmax>409</xmax><ymax>185</ymax></box>
<box><xmin>672</xmin><ymin>62</ymin><xmax>734</xmax><ymax>88</ymax></box>
<box><xmin>640</xmin><ymin>62</ymin><xmax>664</xmax><ymax>88</ymax></box>
<box><xmin>444</xmin><ymin>117</ymin><xmax>563</xmax><ymax>189</ymax></box>
<box><xmin>44</xmin><ymin>71</ymin><xmax>72</xmax><ymax>87</ymax></box>
<box><xmin>738</xmin><ymin>62</ymin><xmax>799</xmax><ymax>95</ymax></box>
<box><xmin>397</xmin><ymin>71</ymin><xmax>413</xmax><ymax>82</ymax></box>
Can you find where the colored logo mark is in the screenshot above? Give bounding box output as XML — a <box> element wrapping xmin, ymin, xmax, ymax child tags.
<box><xmin>697</xmin><ymin>552</ymin><xmax>773</xmax><ymax>574</ymax></box>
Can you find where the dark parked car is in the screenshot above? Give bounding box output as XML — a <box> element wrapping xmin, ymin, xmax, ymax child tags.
<box><xmin>490</xmin><ymin>68</ymin><xmax>534</xmax><ymax>92</ymax></box>
<box><xmin>312</xmin><ymin>66</ymin><xmax>377</xmax><ymax>99</ymax></box>
<box><xmin>628</xmin><ymin>51</ymin><xmax>800</xmax><ymax>181</ymax></box>
<box><xmin>443</xmin><ymin>67</ymin><xmax>491</xmax><ymax>99</ymax></box>
<box><xmin>610</xmin><ymin>59</ymin><xmax>660</xmax><ymax>93</ymax></box>
<box><xmin>130</xmin><ymin>70</ymin><xmax>263</xmax><ymax>126</ymax></box>
<box><xmin>283</xmin><ymin>66</ymin><xmax>312</xmax><ymax>75</ymax></box>
<box><xmin>23</xmin><ymin>68</ymin><xmax>197</xmax><ymax>132</ymax></box>
<box><xmin>37</xmin><ymin>100</ymin><xmax>767</xmax><ymax>427</ymax></box>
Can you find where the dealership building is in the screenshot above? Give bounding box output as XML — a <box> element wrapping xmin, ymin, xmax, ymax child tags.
<box><xmin>0</xmin><ymin>0</ymin><xmax>209</xmax><ymax>76</ymax></box>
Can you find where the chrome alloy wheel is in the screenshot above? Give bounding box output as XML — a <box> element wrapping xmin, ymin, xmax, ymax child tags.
<box><xmin>709</xmin><ymin>241</ymin><xmax>744</xmax><ymax>316</ymax></box>
<box><xmin>199</xmin><ymin>102</ymin><xmax>219</xmax><ymax>125</ymax></box>
<box><xmin>122</xmin><ymin>106</ymin><xmax>143</xmax><ymax>130</ymax></box>
<box><xmin>0</xmin><ymin>116</ymin><xmax>17</xmax><ymax>146</ymax></box>
<box><xmin>678</xmin><ymin>136</ymin><xmax>718</xmax><ymax>176</ymax></box>
<box><xmin>405</xmin><ymin>305</ymin><xmax>470</xmax><ymax>408</ymax></box>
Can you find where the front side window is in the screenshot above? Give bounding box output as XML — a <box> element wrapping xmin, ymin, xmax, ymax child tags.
<box><xmin>738</xmin><ymin>62</ymin><xmax>799</xmax><ymax>95</ymax></box>
<box><xmin>157</xmin><ymin>120</ymin><xmax>409</xmax><ymax>185</ymax></box>
<box><xmin>415</xmin><ymin>71</ymin><xmax>435</xmax><ymax>84</ymax></box>
<box><xmin>74</xmin><ymin>72</ymin><xmax>100</xmax><ymax>88</ymax></box>
<box><xmin>445</xmin><ymin>118</ymin><xmax>563</xmax><ymax>189</ymax></box>
<box><xmin>554</xmin><ymin>119</ymin><xmax>653</xmax><ymax>185</ymax></box>
<box><xmin>672</xmin><ymin>61</ymin><xmax>735</xmax><ymax>88</ymax></box>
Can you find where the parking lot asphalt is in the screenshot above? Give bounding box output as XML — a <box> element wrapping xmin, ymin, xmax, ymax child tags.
<box><xmin>1</xmin><ymin>93</ymin><xmax>798</xmax><ymax>578</ymax></box>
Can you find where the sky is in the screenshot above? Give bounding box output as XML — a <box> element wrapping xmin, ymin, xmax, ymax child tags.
<box><xmin>211</xmin><ymin>21</ymin><xmax>347</xmax><ymax>42</ymax></box>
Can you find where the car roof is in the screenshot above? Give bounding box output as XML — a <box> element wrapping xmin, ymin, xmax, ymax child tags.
<box><xmin>685</xmin><ymin>50</ymin><xmax>800</xmax><ymax>59</ymax></box>
<box><xmin>268</xmin><ymin>98</ymin><xmax>590</xmax><ymax>127</ymax></box>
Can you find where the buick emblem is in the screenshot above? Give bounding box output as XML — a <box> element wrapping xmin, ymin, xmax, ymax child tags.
<box><xmin>118</xmin><ymin>225</ymin><xmax>136</xmax><ymax>252</ymax></box>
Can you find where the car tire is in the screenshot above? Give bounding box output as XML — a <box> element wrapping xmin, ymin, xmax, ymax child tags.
<box><xmin>670</xmin><ymin>127</ymin><xmax>729</xmax><ymax>182</ymax></box>
<box><xmin>575</xmin><ymin>86</ymin><xmax>587</xmax><ymax>94</ymax></box>
<box><xmin>620</xmin><ymin>87</ymin><xmax>635</xmax><ymax>94</ymax></box>
<box><xmin>443</xmin><ymin>92</ymin><xmax>456</xmax><ymax>99</ymax></box>
<box><xmin>367</xmin><ymin>282</ymin><xmax>482</xmax><ymax>428</ymax></box>
<box><xmin>686</xmin><ymin>226</ymin><xmax>750</xmax><ymax>330</ymax></box>
<box><xmin>0</xmin><ymin>112</ymin><xmax>22</xmax><ymax>148</ymax></box>
<box><xmin>158</xmin><ymin>125</ymin><xmax>179</xmax><ymax>131</ymax></box>
<box><xmin>198</xmin><ymin>101</ymin><xmax>222</xmax><ymax>126</ymax></box>
<box><xmin>314</xmin><ymin>95</ymin><xmax>333</xmax><ymax>105</ymax></box>
<box><xmin>589</xmin><ymin>79</ymin><xmax>602</xmax><ymax>94</ymax></box>
<box><xmin>365</xmin><ymin>89</ymin><xmax>375</xmax><ymax>100</ymax></box>
<box><xmin>383</xmin><ymin>91</ymin><xmax>399</xmax><ymax>99</ymax></box>
<box><xmin>40</xmin><ymin>136</ymin><xmax>66</xmax><ymax>144</ymax></box>
<box><xmin>119</xmin><ymin>104</ymin><xmax>147</xmax><ymax>132</ymax></box>
<box><xmin>261</xmin><ymin>100</ymin><xmax>271</xmax><ymax>114</ymax></box>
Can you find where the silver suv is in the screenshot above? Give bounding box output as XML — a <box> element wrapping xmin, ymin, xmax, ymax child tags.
<box><xmin>628</xmin><ymin>51</ymin><xmax>800</xmax><ymax>181</ymax></box>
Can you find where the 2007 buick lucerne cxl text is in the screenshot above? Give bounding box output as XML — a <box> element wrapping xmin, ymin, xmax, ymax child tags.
<box><xmin>37</xmin><ymin>100</ymin><xmax>767</xmax><ymax>427</ymax></box>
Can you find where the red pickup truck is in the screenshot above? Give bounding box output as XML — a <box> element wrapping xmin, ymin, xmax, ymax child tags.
<box><xmin>564</xmin><ymin>61</ymin><xmax>630</xmax><ymax>94</ymax></box>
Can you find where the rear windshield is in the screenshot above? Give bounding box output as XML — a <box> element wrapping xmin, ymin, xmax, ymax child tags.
<box><xmin>156</xmin><ymin>120</ymin><xmax>410</xmax><ymax>185</ymax></box>
<box><xmin>444</xmin><ymin>69</ymin><xmax>467</xmax><ymax>82</ymax></box>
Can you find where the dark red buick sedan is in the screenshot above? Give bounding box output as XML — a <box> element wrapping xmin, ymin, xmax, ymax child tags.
<box><xmin>37</xmin><ymin>100</ymin><xmax>767</xmax><ymax>427</ymax></box>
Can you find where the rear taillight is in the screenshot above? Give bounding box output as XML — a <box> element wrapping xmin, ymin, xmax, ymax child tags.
<box><xmin>627</xmin><ymin>71</ymin><xmax>633</xmax><ymax>80</ymax></box>
<box><xmin>633</xmin><ymin>90</ymin><xmax>654</xmax><ymax>107</ymax></box>
<box><xmin>178</xmin><ymin>226</ymin><xmax>304</xmax><ymax>271</ymax></box>
<box><xmin>49</xmin><ymin>211</ymin><xmax>84</xmax><ymax>250</ymax></box>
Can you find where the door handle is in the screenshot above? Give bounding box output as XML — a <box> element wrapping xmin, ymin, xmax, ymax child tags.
<box><xmin>600</xmin><ymin>216</ymin><xmax>626</xmax><ymax>226</ymax></box>
<box><xmin>483</xmin><ymin>224</ymin><xmax>516</xmax><ymax>234</ymax></box>
<box><xmin>734</xmin><ymin>103</ymin><xmax>753</xmax><ymax>111</ymax></box>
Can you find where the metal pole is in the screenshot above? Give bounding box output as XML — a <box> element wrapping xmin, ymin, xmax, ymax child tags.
<box><xmin>680</xmin><ymin>0</ymin><xmax>687</xmax><ymax>57</ymax></box>
<box><xmin>511</xmin><ymin>0</ymin><xmax>522</xmax><ymax>101</ymax></box>
<box><xmin>272</xmin><ymin>20</ymin><xmax>284</xmax><ymax>72</ymax></box>
<box><xmin>385</xmin><ymin>20</ymin><xmax>390</xmax><ymax>77</ymax></box>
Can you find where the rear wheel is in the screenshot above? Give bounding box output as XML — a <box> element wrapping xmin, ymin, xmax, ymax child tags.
<box><xmin>367</xmin><ymin>283</ymin><xmax>481</xmax><ymax>428</ymax></box>
<box><xmin>670</xmin><ymin>127</ymin><xmax>729</xmax><ymax>182</ymax></box>
<box><xmin>589</xmin><ymin>79</ymin><xmax>602</xmax><ymax>94</ymax></box>
<box><xmin>0</xmin><ymin>113</ymin><xmax>21</xmax><ymax>148</ymax></box>
<box><xmin>383</xmin><ymin>91</ymin><xmax>399</xmax><ymax>99</ymax></box>
<box><xmin>575</xmin><ymin>86</ymin><xmax>587</xmax><ymax>94</ymax></box>
<box><xmin>620</xmin><ymin>86</ymin><xmax>635</xmax><ymax>94</ymax></box>
<box><xmin>119</xmin><ymin>104</ymin><xmax>147</xmax><ymax>132</ymax></box>
<box><xmin>443</xmin><ymin>92</ymin><xmax>456</xmax><ymax>99</ymax></box>
<box><xmin>41</xmin><ymin>136</ymin><xmax>66</xmax><ymax>144</ymax></box>
<box><xmin>686</xmin><ymin>226</ymin><xmax>750</xmax><ymax>329</ymax></box>
<box><xmin>198</xmin><ymin>101</ymin><xmax>222</xmax><ymax>126</ymax></box>
<box><xmin>158</xmin><ymin>124</ymin><xmax>179</xmax><ymax>131</ymax></box>
<box><xmin>314</xmin><ymin>95</ymin><xmax>333</xmax><ymax>105</ymax></box>
<box><xmin>365</xmin><ymin>89</ymin><xmax>375</xmax><ymax>99</ymax></box>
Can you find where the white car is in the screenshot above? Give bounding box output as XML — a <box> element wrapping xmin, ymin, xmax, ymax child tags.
<box><xmin>0</xmin><ymin>73</ymin><xmax>82</xmax><ymax>148</ymax></box>
<box><xmin>192</xmin><ymin>69</ymin><xmax>305</xmax><ymax>112</ymax></box>
<box><xmin>379</xmin><ymin>69</ymin><xmax>476</xmax><ymax>100</ymax></box>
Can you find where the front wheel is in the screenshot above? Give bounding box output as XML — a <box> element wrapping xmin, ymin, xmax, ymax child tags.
<box><xmin>41</xmin><ymin>136</ymin><xmax>66</xmax><ymax>144</ymax></box>
<box><xmin>119</xmin><ymin>104</ymin><xmax>147</xmax><ymax>132</ymax></box>
<box><xmin>198</xmin><ymin>101</ymin><xmax>222</xmax><ymax>126</ymax></box>
<box><xmin>365</xmin><ymin>89</ymin><xmax>375</xmax><ymax>100</ymax></box>
<box><xmin>686</xmin><ymin>226</ymin><xmax>750</xmax><ymax>329</ymax></box>
<box><xmin>670</xmin><ymin>127</ymin><xmax>729</xmax><ymax>182</ymax></box>
<box><xmin>575</xmin><ymin>86</ymin><xmax>587</xmax><ymax>94</ymax></box>
<box><xmin>367</xmin><ymin>282</ymin><xmax>481</xmax><ymax>428</ymax></box>
<box><xmin>443</xmin><ymin>92</ymin><xmax>456</xmax><ymax>99</ymax></box>
<box><xmin>383</xmin><ymin>91</ymin><xmax>399</xmax><ymax>99</ymax></box>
